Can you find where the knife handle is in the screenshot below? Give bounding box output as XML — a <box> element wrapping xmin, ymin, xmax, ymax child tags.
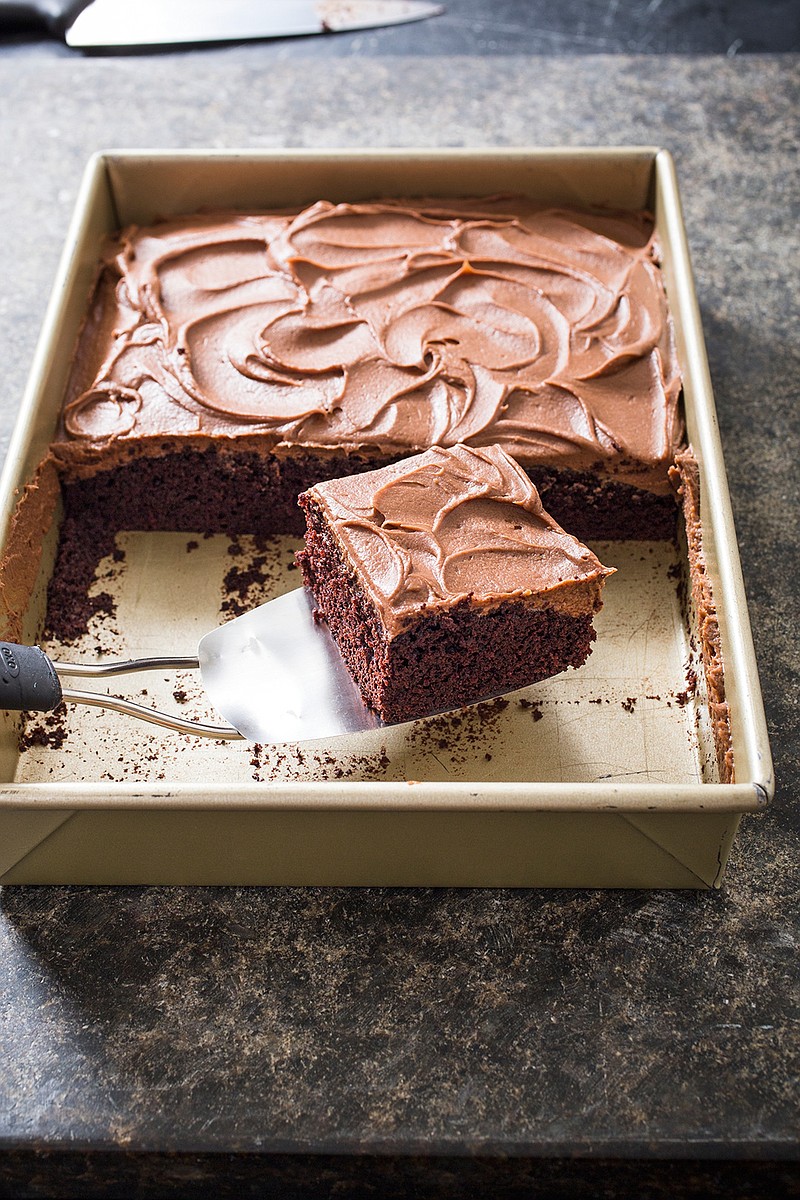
<box><xmin>0</xmin><ymin>0</ymin><xmax>90</xmax><ymax>34</ymax></box>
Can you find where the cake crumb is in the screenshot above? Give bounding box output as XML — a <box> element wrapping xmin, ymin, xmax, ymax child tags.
<box><xmin>221</xmin><ymin>537</ymin><xmax>285</xmax><ymax>617</ymax></box>
<box><xmin>518</xmin><ymin>697</ymin><xmax>544</xmax><ymax>722</ymax></box>
<box><xmin>18</xmin><ymin>706</ymin><xmax>69</xmax><ymax>751</ymax></box>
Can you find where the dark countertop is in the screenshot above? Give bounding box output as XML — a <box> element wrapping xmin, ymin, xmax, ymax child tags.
<box><xmin>0</xmin><ymin>45</ymin><xmax>798</xmax><ymax>1200</ymax></box>
<box><xmin>3</xmin><ymin>0</ymin><xmax>799</xmax><ymax>56</ymax></box>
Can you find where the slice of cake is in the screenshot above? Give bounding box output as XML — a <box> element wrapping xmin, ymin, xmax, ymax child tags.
<box><xmin>297</xmin><ymin>444</ymin><xmax>615</xmax><ymax>725</ymax></box>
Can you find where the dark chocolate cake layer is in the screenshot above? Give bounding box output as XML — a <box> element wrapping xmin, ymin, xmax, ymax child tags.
<box><xmin>44</xmin><ymin>444</ymin><xmax>672</xmax><ymax>641</ymax></box>
<box><xmin>45</xmin><ymin>446</ymin><xmax>390</xmax><ymax>641</ymax></box>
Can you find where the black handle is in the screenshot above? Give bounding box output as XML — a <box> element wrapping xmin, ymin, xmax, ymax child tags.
<box><xmin>0</xmin><ymin>642</ymin><xmax>63</xmax><ymax>712</ymax></box>
<box><xmin>0</xmin><ymin>0</ymin><xmax>91</xmax><ymax>36</ymax></box>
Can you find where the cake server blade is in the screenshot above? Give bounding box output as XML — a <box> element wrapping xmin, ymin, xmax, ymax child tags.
<box><xmin>1</xmin><ymin>588</ymin><xmax>383</xmax><ymax>744</ymax></box>
<box><xmin>48</xmin><ymin>0</ymin><xmax>443</xmax><ymax>50</ymax></box>
<box><xmin>197</xmin><ymin>587</ymin><xmax>383</xmax><ymax>742</ymax></box>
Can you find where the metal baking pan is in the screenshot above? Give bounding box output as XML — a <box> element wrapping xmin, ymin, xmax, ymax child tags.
<box><xmin>0</xmin><ymin>148</ymin><xmax>773</xmax><ymax>886</ymax></box>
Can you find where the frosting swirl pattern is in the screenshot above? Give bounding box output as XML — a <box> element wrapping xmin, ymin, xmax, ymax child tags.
<box><xmin>62</xmin><ymin>198</ymin><xmax>682</xmax><ymax>492</ymax></box>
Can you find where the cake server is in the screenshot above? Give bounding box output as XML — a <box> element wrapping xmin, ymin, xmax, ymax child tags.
<box><xmin>0</xmin><ymin>0</ymin><xmax>443</xmax><ymax>50</ymax></box>
<box><xmin>0</xmin><ymin>587</ymin><xmax>384</xmax><ymax>744</ymax></box>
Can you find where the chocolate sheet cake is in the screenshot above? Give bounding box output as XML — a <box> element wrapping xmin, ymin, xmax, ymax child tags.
<box><xmin>39</xmin><ymin>196</ymin><xmax>685</xmax><ymax>639</ymax></box>
<box><xmin>0</xmin><ymin>187</ymin><xmax>737</xmax><ymax>784</ymax></box>
<box><xmin>53</xmin><ymin>197</ymin><xmax>682</xmax><ymax>542</ymax></box>
<box><xmin>297</xmin><ymin>444</ymin><xmax>615</xmax><ymax>725</ymax></box>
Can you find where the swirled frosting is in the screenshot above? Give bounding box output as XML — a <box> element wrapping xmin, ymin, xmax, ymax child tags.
<box><xmin>304</xmin><ymin>444</ymin><xmax>614</xmax><ymax>634</ymax></box>
<box><xmin>60</xmin><ymin>198</ymin><xmax>682</xmax><ymax>492</ymax></box>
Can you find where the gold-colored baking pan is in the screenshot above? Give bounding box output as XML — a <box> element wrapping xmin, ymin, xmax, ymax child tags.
<box><xmin>0</xmin><ymin>148</ymin><xmax>773</xmax><ymax>886</ymax></box>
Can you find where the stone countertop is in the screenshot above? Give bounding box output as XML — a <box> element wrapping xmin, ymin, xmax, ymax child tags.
<box><xmin>3</xmin><ymin>0</ymin><xmax>798</xmax><ymax>57</ymax></box>
<box><xmin>0</xmin><ymin>52</ymin><xmax>798</xmax><ymax>1200</ymax></box>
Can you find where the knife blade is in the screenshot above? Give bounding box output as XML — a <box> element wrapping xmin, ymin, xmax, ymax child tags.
<box><xmin>0</xmin><ymin>0</ymin><xmax>443</xmax><ymax>49</ymax></box>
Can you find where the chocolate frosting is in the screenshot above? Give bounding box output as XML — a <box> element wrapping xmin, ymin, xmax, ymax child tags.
<box><xmin>60</xmin><ymin>198</ymin><xmax>682</xmax><ymax>492</ymax></box>
<box><xmin>305</xmin><ymin>444</ymin><xmax>614</xmax><ymax>634</ymax></box>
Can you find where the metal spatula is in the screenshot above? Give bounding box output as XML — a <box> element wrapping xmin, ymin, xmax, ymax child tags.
<box><xmin>1</xmin><ymin>588</ymin><xmax>382</xmax><ymax>744</ymax></box>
